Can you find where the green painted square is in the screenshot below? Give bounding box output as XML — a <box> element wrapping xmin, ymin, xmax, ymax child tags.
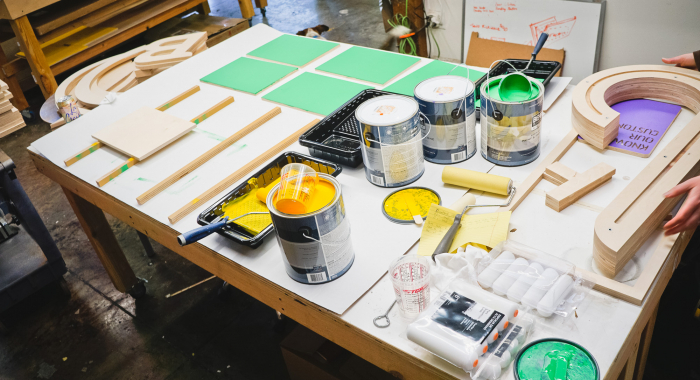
<box><xmin>262</xmin><ymin>72</ymin><xmax>373</xmax><ymax>115</ymax></box>
<box><xmin>383</xmin><ymin>60</ymin><xmax>487</xmax><ymax>96</ymax></box>
<box><xmin>200</xmin><ymin>57</ymin><xmax>297</xmax><ymax>94</ymax></box>
<box><xmin>316</xmin><ymin>46</ymin><xmax>420</xmax><ymax>85</ymax></box>
<box><xmin>247</xmin><ymin>34</ymin><xmax>339</xmax><ymax>67</ymax></box>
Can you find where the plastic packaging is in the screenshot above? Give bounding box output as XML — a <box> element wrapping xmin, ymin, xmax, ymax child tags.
<box><xmin>477</xmin><ymin>240</ymin><xmax>595</xmax><ymax>318</ymax></box>
<box><xmin>407</xmin><ymin>276</ymin><xmax>534</xmax><ymax>375</ymax></box>
<box><xmin>389</xmin><ymin>255</ymin><xmax>431</xmax><ymax>318</ymax></box>
<box><xmin>275</xmin><ymin>163</ymin><xmax>319</xmax><ymax>214</ymax></box>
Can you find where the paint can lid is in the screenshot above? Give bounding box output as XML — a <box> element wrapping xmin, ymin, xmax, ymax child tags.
<box><xmin>355</xmin><ymin>95</ymin><xmax>418</xmax><ymax>126</ymax></box>
<box><xmin>414</xmin><ymin>75</ymin><xmax>473</xmax><ymax>102</ymax></box>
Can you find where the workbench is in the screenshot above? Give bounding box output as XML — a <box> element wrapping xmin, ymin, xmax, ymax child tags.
<box><xmin>0</xmin><ymin>0</ymin><xmax>211</xmax><ymax>110</ymax></box>
<box><xmin>28</xmin><ymin>24</ymin><xmax>696</xmax><ymax>380</ymax></box>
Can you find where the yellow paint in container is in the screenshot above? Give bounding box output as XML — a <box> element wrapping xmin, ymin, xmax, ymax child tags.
<box><xmin>273</xmin><ymin>178</ymin><xmax>336</xmax><ymax>214</ymax></box>
<box><xmin>221</xmin><ymin>178</ymin><xmax>272</xmax><ymax>235</ymax></box>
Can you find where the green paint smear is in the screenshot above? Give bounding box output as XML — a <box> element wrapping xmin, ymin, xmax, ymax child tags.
<box><xmin>192</xmin><ymin>128</ymin><xmax>225</xmax><ymax>141</ymax></box>
<box><xmin>136</xmin><ymin>177</ymin><xmax>157</xmax><ymax>183</ymax></box>
<box><xmin>165</xmin><ymin>175</ymin><xmax>199</xmax><ymax>195</ymax></box>
<box><xmin>226</xmin><ymin>143</ymin><xmax>247</xmax><ymax>156</ymax></box>
<box><xmin>517</xmin><ymin>341</ymin><xmax>597</xmax><ymax>380</ymax></box>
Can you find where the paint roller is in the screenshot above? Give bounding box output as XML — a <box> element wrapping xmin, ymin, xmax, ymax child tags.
<box><xmin>431</xmin><ymin>167</ymin><xmax>517</xmax><ymax>262</ymax></box>
<box><xmin>177</xmin><ymin>212</ymin><xmax>269</xmax><ymax>246</ymax></box>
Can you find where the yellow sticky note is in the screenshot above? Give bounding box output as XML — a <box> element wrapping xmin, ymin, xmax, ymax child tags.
<box><xmin>417</xmin><ymin>204</ymin><xmax>511</xmax><ymax>256</ymax></box>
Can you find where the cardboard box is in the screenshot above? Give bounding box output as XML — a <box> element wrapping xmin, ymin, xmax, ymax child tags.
<box><xmin>145</xmin><ymin>14</ymin><xmax>248</xmax><ymax>48</ymax></box>
<box><xmin>280</xmin><ymin>325</ymin><xmax>395</xmax><ymax>380</ymax></box>
<box><xmin>466</xmin><ymin>32</ymin><xmax>565</xmax><ymax>75</ymax></box>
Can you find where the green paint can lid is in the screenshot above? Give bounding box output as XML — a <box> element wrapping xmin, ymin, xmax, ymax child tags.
<box><xmin>514</xmin><ymin>338</ymin><xmax>599</xmax><ymax>380</ymax></box>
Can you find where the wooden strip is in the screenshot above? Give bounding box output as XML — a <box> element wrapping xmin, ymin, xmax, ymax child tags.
<box><xmin>168</xmin><ymin>119</ymin><xmax>319</xmax><ymax>224</ymax></box>
<box><xmin>501</xmin><ymin>129</ymin><xmax>579</xmax><ymax>212</ymax></box>
<box><xmin>546</xmin><ymin>163</ymin><xmax>616</xmax><ymax>212</ymax></box>
<box><xmin>633</xmin><ymin>306</ymin><xmax>658</xmax><ymax>380</ymax></box>
<box><xmin>543</xmin><ymin>161</ymin><xmax>577</xmax><ymax>185</ymax></box>
<box><xmin>32</xmin><ymin>0</ymin><xmax>119</xmax><ymax>36</ymax></box>
<box><xmin>190</xmin><ymin>96</ymin><xmax>234</xmax><ymax>124</ymax></box>
<box><xmin>10</xmin><ymin>15</ymin><xmax>58</xmax><ymax>98</ymax></box>
<box><xmin>156</xmin><ymin>85</ymin><xmax>200</xmax><ymax>111</ymax></box>
<box><xmin>96</xmin><ymin>157</ymin><xmax>135</xmax><ymax>187</ymax></box>
<box><xmin>137</xmin><ymin>107</ymin><xmax>282</xmax><ymax>205</ymax></box>
<box><xmin>64</xmin><ymin>141</ymin><xmax>104</xmax><ymax>166</ymax></box>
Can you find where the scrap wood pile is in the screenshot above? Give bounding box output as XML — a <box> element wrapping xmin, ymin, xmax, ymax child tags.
<box><xmin>0</xmin><ymin>80</ymin><xmax>25</xmax><ymax>139</ymax></box>
<box><xmin>52</xmin><ymin>31</ymin><xmax>207</xmax><ymax>128</ymax></box>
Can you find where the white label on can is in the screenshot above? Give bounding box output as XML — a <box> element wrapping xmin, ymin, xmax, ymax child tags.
<box><xmin>380</xmin><ymin>133</ymin><xmax>424</xmax><ymax>186</ymax></box>
<box><xmin>364</xmin><ymin>145</ymin><xmax>385</xmax><ymax>173</ymax></box>
<box><xmin>532</xmin><ymin>111</ymin><xmax>542</xmax><ymax>132</ymax></box>
<box><xmin>317</xmin><ymin>216</ymin><xmax>353</xmax><ymax>277</ymax></box>
<box><xmin>279</xmin><ymin>240</ymin><xmax>324</xmax><ymax>269</ymax></box>
<box><xmin>423</xmin><ymin>122</ymin><xmax>466</xmax><ymax>150</ymax></box>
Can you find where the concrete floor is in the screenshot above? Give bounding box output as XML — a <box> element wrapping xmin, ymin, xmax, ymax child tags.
<box><xmin>0</xmin><ymin>1</ymin><xmax>392</xmax><ymax>379</ymax></box>
<box><xmin>1</xmin><ymin>0</ymin><xmax>699</xmax><ymax>379</ymax></box>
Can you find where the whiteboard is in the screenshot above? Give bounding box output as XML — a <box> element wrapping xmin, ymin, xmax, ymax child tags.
<box><xmin>464</xmin><ymin>0</ymin><xmax>604</xmax><ymax>84</ymax></box>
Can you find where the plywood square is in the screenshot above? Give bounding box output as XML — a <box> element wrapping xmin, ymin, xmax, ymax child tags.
<box><xmin>262</xmin><ymin>72</ymin><xmax>372</xmax><ymax>116</ymax></box>
<box><xmin>200</xmin><ymin>57</ymin><xmax>297</xmax><ymax>95</ymax></box>
<box><xmin>92</xmin><ymin>107</ymin><xmax>195</xmax><ymax>161</ymax></box>
<box><xmin>316</xmin><ymin>46</ymin><xmax>420</xmax><ymax>85</ymax></box>
<box><xmin>383</xmin><ymin>60</ymin><xmax>486</xmax><ymax>96</ymax></box>
<box><xmin>247</xmin><ymin>34</ymin><xmax>339</xmax><ymax>67</ymax></box>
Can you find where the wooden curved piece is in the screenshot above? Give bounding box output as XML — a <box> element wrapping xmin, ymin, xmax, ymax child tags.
<box><xmin>54</xmin><ymin>60</ymin><xmax>103</xmax><ymax>107</ymax></box>
<box><xmin>572</xmin><ymin>65</ymin><xmax>700</xmax><ymax>149</ymax></box>
<box><xmin>589</xmin><ymin>65</ymin><xmax>700</xmax><ymax>277</ymax></box>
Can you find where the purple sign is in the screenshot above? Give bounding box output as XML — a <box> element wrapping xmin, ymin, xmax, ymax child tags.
<box><xmin>608</xmin><ymin>99</ymin><xmax>681</xmax><ymax>157</ymax></box>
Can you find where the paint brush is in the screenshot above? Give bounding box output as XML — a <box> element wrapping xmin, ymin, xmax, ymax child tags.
<box><xmin>177</xmin><ymin>212</ymin><xmax>268</xmax><ymax>246</ymax></box>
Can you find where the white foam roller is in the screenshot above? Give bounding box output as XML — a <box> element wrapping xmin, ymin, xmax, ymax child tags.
<box><xmin>462</xmin><ymin>283</ymin><xmax>520</xmax><ymax>321</ymax></box>
<box><xmin>498</xmin><ymin>350</ymin><xmax>512</xmax><ymax>368</ymax></box>
<box><xmin>521</xmin><ymin>268</ymin><xmax>560</xmax><ymax>309</ymax></box>
<box><xmin>407</xmin><ymin>322</ymin><xmax>481</xmax><ymax>370</ymax></box>
<box><xmin>537</xmin><ymin>274</ymin><xmax>574</xmax><ymax>317</ymax></box>
<box><xmin>506</xmin><ymin>262</ymin><xmax>545</xmax><ymax>303</ymax></box>
<box><xmin>492</xmin><ymin>258</ymin><xmax>529</xmax><ymax>296</ymax></box>
<box><xmin>473</xmin><ymin>360</ymin><xmax>501</xmax><ymax>380</ymax></box>
<box><xmin>477</xmin><ymin>250</ymin><xmax>515</xmax><ymax>288</ymax></box>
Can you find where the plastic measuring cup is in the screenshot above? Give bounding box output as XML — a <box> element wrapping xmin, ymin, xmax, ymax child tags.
<box><xmin>389</xmin><ymin>255</ymin><xmax>431</xmax><ymax>318</ymax></box>
<box><xmin>274</xmin><ymin>163</ymin><xmax>319</xmax><ymax>214</ymax></box>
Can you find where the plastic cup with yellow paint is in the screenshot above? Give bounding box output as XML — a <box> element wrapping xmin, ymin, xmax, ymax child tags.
<box><xmin>274</xmin><ymin>163</ymin><xmax>319</xmax><ymax>214</ymax></box>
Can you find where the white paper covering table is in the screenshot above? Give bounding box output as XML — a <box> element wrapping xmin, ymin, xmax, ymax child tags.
<box><xmin>28</xmin><ymin>24</ymin><xmax>692</xmax><ymax>380</ymax></box>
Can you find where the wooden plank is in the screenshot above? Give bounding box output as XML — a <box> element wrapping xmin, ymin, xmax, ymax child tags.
<box><xmin>543</xmin><ymin>161</ymin><xmax>577</xmax><ymax>185</ymax></box>
<box><xmin>190</xmin><ymin>96</ymin><xmax>234</xmax><ymax>124</ymax></box>
<box><xmin>0</xmin><ymin>0</ymin><xmax>59</xmax><ymax>20</ymax></box>
<box><xmin>623</xmin><ymin>332</ymin><xmax>641</xmax><ymax>380</ymax></box>
<box><xmin>31</xmin><ymin>0</ymin><xmax>119</xmax><ymax>36</ymax></box>
<box><xmin>30</xmin><ymin>149</ymin><xmax>453</xmax><ymax>380</ymax></box>
<box><xmin>0</xmin><ymin>41</ymin><xmax>27</xmax><ymax>110</ymax></box>
<box><xmin>168</xmin><ymin>119</ymin><xmax>320</xmax><ymax>224</ymax></box>
<box><xmin>61</xmin><ymin>186</ymin><xmax>138</xmax><ymax>293</ymax></box>
<box><xmin>546</xmin><ymin>163</ymin><xmax>616</xmax><ymax>212</ymax></box>
<box><xmin>156</xmin><ymin>85</ymin><xmax>200</xmax><ymax>111</ymax></box>
<box><xmin>64</xmin><ymin>141</ymin><xmax>104</xmax><ymax>166</ymax></box>
<box><xmin>137</xmin><ymin>107</ymin><xmax>282</xmax><ymax>205</ymax></box>
<box><xmin>500</xmin><ymin>129</ymin><xmax>579</xmax><ymax>213</ymax></box>
<box><xmin>91</xmin><ymin>107</ymin><xmax>195</xmax><ymax>161</ymax></box>
<box><xmin>0</xmin><ymin>117</ymin><xmax>24</xmax><ymax>138</ymax></box>
<box><xmin>10</xmin><ymin>15</ymin><xmax>57</xmax><ymax>98</ymax></box>
<box><xmin>633</xmin><ymin>305</ymin><xmax>658</xmax><ymax>380</ymax></box>
<box><xmin>238</xmin><ymin>0</ymin><xmax>255</xmax><ymax>18</ymax></box>
<box><xmin>96</xmin><ymin>157</ymin><xmax>135</xmax><ymax>187</ymax></box>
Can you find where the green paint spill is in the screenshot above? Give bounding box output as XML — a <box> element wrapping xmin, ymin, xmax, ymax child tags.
<box><xmin>165</xmin><ymin>175</ymin><xmax>199</xmax><ymax>195</ymax></box>
<box><xmin>516</xmin><ymin>341</ymin><xmax>597</xmax><ymax>380</ymax></box>
<box><xmin>226</xmin><ymin>143</ymin><xmax>247</xmax><ymax>156</ymax></box>
<box><xmin>192</xmin><ymin>128</ymin><xmax>225</xmax><ymax>141</ymax></box>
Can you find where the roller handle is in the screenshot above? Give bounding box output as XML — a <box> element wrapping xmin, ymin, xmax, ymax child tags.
<box><xmin>431</xmin><ymin>214</ymin><xmax>463</xmax><ymax>262</ymax></box>
<box><xmin>532</xmin><ymin>33</ymin><xmax>549</xmax><ymax>60</ymax></box>
<box><xmin>177</xmin><ymin>218</ymin><xmax>229</xmax><ymax>246</ymax></box>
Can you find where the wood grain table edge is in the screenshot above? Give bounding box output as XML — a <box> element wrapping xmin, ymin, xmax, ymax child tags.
<box><xmin>29</xmin><ymin>149</ymin><xmax>450</xmax><ymax>380</ymax></box>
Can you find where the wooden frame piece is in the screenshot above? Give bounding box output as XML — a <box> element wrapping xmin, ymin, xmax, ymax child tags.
<box><xmin>545</xmin><ymin>162</ymin><xmax>615</xmax><ymax>212</ymax></box>
<box><xmin>168</xmin><ymin>119</ymin><xmax>320</xmax><ymax>224</ymax></box>
<box><xmin>543</xmin><ymin>161</ymin><xmax>577</xmax><ymax>186</ymax></box>
<box><xmin>137</xmin><ymin>107</ymin><xmax>282</xmax><ymax>205</ymax></box>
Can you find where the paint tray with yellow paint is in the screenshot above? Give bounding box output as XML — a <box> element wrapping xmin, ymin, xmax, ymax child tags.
<box><xmin>196</xmin><ymin>152</ymin><xmax>342</xmax><ymax>248</ymax></box>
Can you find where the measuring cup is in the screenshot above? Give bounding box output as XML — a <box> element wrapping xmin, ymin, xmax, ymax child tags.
<box><xmin>389</xmin><ymin>255</ymin><xmax>431</xmax><ymax>318</ymax></box>
<box><xmin>274</xmin><ymin>163</ymin><xmax>319</xmax><ymax>214</ymax></box>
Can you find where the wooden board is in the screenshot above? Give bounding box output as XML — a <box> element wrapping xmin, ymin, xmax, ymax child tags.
<box><xmin>91</xmin><ymin>107</ymin><xmax>195</xmax><ymax>161</ymax></box>
<box><xmin>54</xmin><ymin>60</ymin><xmax>103</xmax><ymax>107</ymax></box>
<box><xmin>543</xmin><ymin>161</ymin><xmax>577</xmax><ymax>186</ymax></box>
<box><xmin>30</xmin><ymin>0</ymin><xmax>119</xmax><ymax>36</ymax></box>
<box><xmin>545</xmin><ymin>163</ymin><xmax>616</xmax><ymax>212</ymax></box>
<box><xmin>133</xmin><ymin>31</ymin><xmax>206</xmax><ymax>70</ymax></box>
<box><xmin>0</xmin><ymin>115</ymin><xmax>25</xmax><ymax>138</ymax></box>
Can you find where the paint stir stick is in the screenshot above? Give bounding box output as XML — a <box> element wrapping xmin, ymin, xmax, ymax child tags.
<box><xmin>136</xmin><ymin>107</ymin><xmax>282</xmax><ymax>205</ymax></box>
<box><xmin>168</xmin><ymin>119</ymin><xmax>320</xmax><ymax>224</ymax></box>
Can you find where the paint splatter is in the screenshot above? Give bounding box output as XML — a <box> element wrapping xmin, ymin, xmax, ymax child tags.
<box><xmin>192</xmin><ymin>128</ymin><xmax>225</xmax><ymax>141</ymax></box>
<box><xmin>136</xmin><ymin>177</ymin><xmax>157</xmax><ymax>183</ymax></box>
<box><xmin>165</xmin><ymin>176</ymin><xmax>199</xmax><ymax>195</ymax></box>
<box><xmin>226</xmin><ymin>143</ymin><xmax>247</xmax><ymax>156</ymax></box>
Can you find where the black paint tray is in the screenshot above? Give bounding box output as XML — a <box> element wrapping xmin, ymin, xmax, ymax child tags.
<box><xmin>196</xmin><ymin>152</ymin><xmax>342</xmax><ymax>248</ymax></box>
<box><xmin>475</xmin><ymin>59</ymin><xmax>561</xmax><ymax>117</ymax></box>
<box><xmin>298</xmin><ymin>89</ymin><xmax>394</xmax><ymax>167</ymax></box>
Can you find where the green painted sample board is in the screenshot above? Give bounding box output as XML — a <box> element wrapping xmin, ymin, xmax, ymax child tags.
<box><xmin>200</xmin><ymin>57</ymin><xmax>297</xmax><ymax>94</ymax></box>
<box><xmin>262</xmin><ymin>72</ymin><xmax>372</xmax><ymax>115</ymax></box>
<box><xmin>316</xmin><ymin>46</ymin><xmax>420</xmax><ymax>85</ymax></box>
<box><xmin>248</xmin><ymin>34</ymin><xmax>339</xmax><ymax>67</ymax></box>
<box><xmin>383</xmin><ymin>60</ymin><xmax>487</xmax><ymax>96</ymax></box>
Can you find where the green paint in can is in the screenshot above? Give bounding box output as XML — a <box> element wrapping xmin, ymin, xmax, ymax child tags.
<box><xmin>514</xmin><ymin>338</ymin><xmax>599</xmax><ymax>380</ymax></box>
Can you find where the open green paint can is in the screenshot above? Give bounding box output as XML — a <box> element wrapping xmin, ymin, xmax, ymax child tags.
<box><xmin>514</xmin><ymin>338</ymin><xmax>599</xmax><ymax>380</ymax></box>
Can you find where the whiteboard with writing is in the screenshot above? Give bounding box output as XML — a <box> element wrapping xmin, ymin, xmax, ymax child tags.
<box><xmin>464</xmin><ymin>0</ymin><xmax>604</xmax><ymax>84</ymax></box>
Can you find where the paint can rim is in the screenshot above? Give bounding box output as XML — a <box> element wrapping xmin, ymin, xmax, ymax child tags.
<box><xmin>355</xmin><ymin>94</ymin><xmax>419</xmax><ymax>127</ymax></box>
<box><xmin>266</xmin><ymin>173</ymin><xmax>341</xmax><ymax>219</ymax></box>
<box><xmin>414</xmin><ymin>75</ymin><xmax>475</xmax><ymax>103</ymax></box>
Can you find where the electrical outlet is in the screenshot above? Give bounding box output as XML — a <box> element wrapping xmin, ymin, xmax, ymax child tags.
<box><xmin>427</xmin><ymin>11</ymin><xmax>442</xmax><ymax>28</ymax></box>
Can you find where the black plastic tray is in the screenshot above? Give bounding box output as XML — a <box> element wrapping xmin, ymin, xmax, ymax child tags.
<box><xmin>196</xmin><ymin>152</ymin><xmax>342</xmax><ymax>248</ymax></box>
<box><xmin>474</xmin><ymin>59</ymin><xmax>561</xmax><ymax>117</ymax></box>
<box><xmin>299</xmin><ymin>89</ymin><xmax>395</xmax><ymax>167</ymax></box>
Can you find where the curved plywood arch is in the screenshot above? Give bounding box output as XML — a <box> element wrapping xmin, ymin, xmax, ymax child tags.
<box><xmin>574</xmin><ymin>65</ymin><xmax>700</xmax><ymax>277</ymax></box>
